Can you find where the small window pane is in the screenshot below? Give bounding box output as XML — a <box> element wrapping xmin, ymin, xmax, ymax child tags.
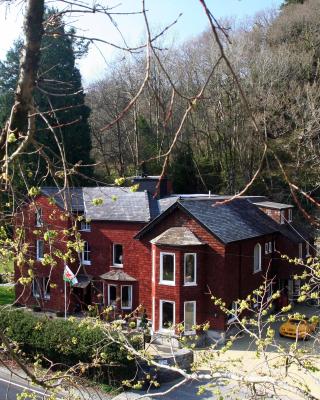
<box><xmin>35</xmin><ymin>208</ymin><xmax>43</xmax><ymax>227</ymax></box>
<box><xmin>184</xmin><ymin>254</ymin><xmax>196</xmax><ymax>284</ymax></box>
<box><xmin>162</xmin><ymin>302</ymin><xmax>174</xmax><ymax>329</ymax></box>
<box><xmin>162</xmin><ymin>254</ymin><xmax>174</xmax><ymax>282</ymax></box>
<box><xmin>121</xmin><ymin>286</ymin><xmax>132</xmax><ymax>309</ymax></box>
<box><xmin>109</xmin><ymin>285</ymin><xmax>117</xmax><ymax>306</ymax></box>
<box><xmin>37</xmin><ymin>240</ymin><xmax>44</xmax><ymax>260</ymax></box>
<box><xmin>184</xmin><ymin>302</ymin><xmax>195</xmax><ymax>332</ymax></box>
<box><xmin>114</xmin><ymin>244</ymin><xmax>123</xmax><ymax>265</ymax></box>
<box><xmin>82</xmin><ymin>241</ymin><xmax>91</xmax><ymax>263</ymax></box>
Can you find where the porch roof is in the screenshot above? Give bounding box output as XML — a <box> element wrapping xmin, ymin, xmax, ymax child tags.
<box><xmin>150</xmin><ymin>227</ymin><xmax>204</xmax><ymax>246</ymax></box>
<box><xmin>73</xmin><ymin>274</ymin><xmax>92</xmax><ymax>289</ymax></box>
<box><xmin>100</xmin><ymin>270</ymin><xmax>137</xmax><ymax>282</ymax></box>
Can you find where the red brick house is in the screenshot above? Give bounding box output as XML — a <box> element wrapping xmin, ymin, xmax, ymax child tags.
<box><xmin>15</xmin><ymin>177</ymin><xmax>313</xmax><ymax>337</ymax></box>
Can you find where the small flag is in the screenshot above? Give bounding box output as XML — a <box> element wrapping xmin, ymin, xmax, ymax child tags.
<box><xmin>63</xmin><ymin>265</ymin><xmax>78</xmax><ymax>285</ymax></box>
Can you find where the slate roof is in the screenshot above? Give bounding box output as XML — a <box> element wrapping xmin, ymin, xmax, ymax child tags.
<box><xmin>150</xmin><ymin>227</ymin><xmax>204</xmax><ymax>246</ymax></box>
<box><xmin>41</xmin><ymin>187</ymin><xmax>84</xmax><ymax>211</ymax></box>
<box><xmin>136</xmin><ymin>198</ymin><xmax>281</xmax><ymax>244</ymax></box>
<box><xmin>82</xmin><ymin>187</ymin><xmax>154</xmax><ymax>222</ymax></box>
<box><xmin>100</xmin><ymin>270</ymin><xmax>136</xmax><ymax>281</ymax></box>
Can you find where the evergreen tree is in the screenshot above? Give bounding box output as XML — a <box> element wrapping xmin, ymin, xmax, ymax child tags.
<box><xmin>171</xmin><ymin>144</ymin><xmax>198</xmax><ymax>194</ymax></box>
<box><xmin>0</xmin><ymin>10</ymin><xmax>93</xmax><ymax>186</ymax></box>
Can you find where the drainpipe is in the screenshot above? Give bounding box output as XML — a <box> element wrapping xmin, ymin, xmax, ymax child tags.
<box><xmin>238</xmin><ymin>243</ymin><xmax>242</xmax><ymax>299</ymax></box>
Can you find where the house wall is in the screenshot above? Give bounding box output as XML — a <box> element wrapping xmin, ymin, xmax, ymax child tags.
<box><xmin>15</xmin><ymin>195</ymin><xmax>71</xmax><ymax>311</ymax></box>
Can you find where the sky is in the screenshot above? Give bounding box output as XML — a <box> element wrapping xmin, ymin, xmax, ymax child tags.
<box><xmin>0</xmin><ymin>0</ymin><xmax>284</xmax><ymax>86</ymax></box>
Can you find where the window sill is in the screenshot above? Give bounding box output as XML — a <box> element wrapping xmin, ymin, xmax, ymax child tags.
<box><xmin>253</xmin><ymin>269</ymin><xmax>262</xmax><ymax>274</ymax></box>
<box><xmin>82</xmin><ymin>261</ymin><xmax>91</xmax><ymax>266</ymax></box>
<box><xmin>227</xmin><ymin>317</ymin><xmax>237</xmax><ymax>324</ymax></box>
<box><xmin>80</xmin><ymin>229</ymin><xmax>91</xmax><ymax>232</ymax></box>
<box><xmin>121</xmin><ymin>306</ymin><xmax>132</xmax><ymax>310</ymax></box>
<box><xmin>184</xmin><ymin>330</ymin><xmax>196</xmax><ymax>335</ymax></box>
<box><xmin>111</xmin><ymin>264</ymin><xmax>123</xmax><ymax>268</ymax></box>
<box><xmin>159</xmin><ymin>281</ymin><xmax>175</xmax><ymax>286</ymax></box>
<box><xmin>184</xmin><ymin>283</ymin><xmax>197</xmax><ymax>287</ymax></box>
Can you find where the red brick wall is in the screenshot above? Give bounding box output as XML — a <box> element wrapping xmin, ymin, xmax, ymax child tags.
<box><xmin>15</xmin><ymin>195</ymin><xmax>71</xmax><ymax>311</ymax></box>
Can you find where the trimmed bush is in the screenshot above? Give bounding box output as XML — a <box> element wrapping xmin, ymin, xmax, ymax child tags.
<box><xmin>0</xmin><ymin>308</ymin><xmax>137</xmax><ymax>384</ymax></box>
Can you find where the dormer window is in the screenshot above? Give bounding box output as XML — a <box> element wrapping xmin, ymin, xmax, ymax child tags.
<box><xmin>35</xmin><ymin>208</ymin><xmax>43</xmax><ymax>227</ymax></box>
<box><xmin>288</xmin><ymin>208</ymin><xmax>293</xmax><ymax>222</ymax></box>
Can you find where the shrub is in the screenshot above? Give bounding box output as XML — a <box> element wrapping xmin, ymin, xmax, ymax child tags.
<box><xmin>0</xmin><ymin>308</ymin><xmax>137</xmax><ymax>384</ymax></box>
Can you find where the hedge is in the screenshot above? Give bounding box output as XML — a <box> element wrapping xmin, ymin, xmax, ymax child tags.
<box><xmin>0</xmin><ymin>308</ymin><xmax>138</xmax><ymax>384</ymax></box>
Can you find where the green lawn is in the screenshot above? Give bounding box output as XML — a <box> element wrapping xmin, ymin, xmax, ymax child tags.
<box><xmin>0</xmin><ymin>259</ymin><xmax>13</xmax><ymax>274</ymax></box>
<box><xmin>0</xmin><ymin>285</ymin><xmax>15</xmax><ymax>305</ymax></box>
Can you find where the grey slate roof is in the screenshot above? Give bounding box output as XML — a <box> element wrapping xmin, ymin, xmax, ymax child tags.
<box><xmin>150</xmin><ymin>227</ymin><xmax>204</xmax><ymax>246</ymax></box>
<box><xmin>179</xmin><ymin>198</ymin><xmax>281</xmax><ymax>243</ymax></box>
<box><xmin>83</xmin><ymin>187</ymin><xmax>153</xmax><ymax>222</ymax></box>
<box><xmin>41</xmin><ymin>187</ymin><xmax>84</xmax><ymax>211</ymax></box>
<box><xmin>136</xmin><ymin>198</ymin><xmax>281</xmax><ymax>244</ymax></box>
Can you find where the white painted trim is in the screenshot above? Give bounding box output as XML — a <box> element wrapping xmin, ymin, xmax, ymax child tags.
<box><xmin>121</xmin><ymin>285</ymin><xmax>132</xmax><ymax>309</ymax></box>
<box><xmin>184</xmin><ymin>301</ymin><xmax>196</xmax><ymax>334</ymax></box>
<box><xmin>159</xmin><ymin>252</ymin><xmax>175</xmax><ymax>286</ymax></box>
<box><xmin>184</xmin><ymin>253</ymin><xmax>197</xmax><ymax>286</ymax></box>
<box><xmin>152</xmin><ymin>248</ymin><xmax>155</xmax><ymax>283</ymax></box>
<box><xmin>81</xmin><ymin>241</ymin><xmax>91</xmax><ymax>265</ymax></box>
<box><xmin>253</xmin><ymin>243</ymin><xmax>262</xmax><ymax>273</ymax></box>
<box><xmin>79</xmin><ymin>220</ymin><xmax>91</xmax><ymax>232</ymax></box>
<box><xmin>159</xmin><ymin>299</ymin><xmax>175</xmax><ymax>332</ymax></box>
<box><xmin>152</xmin><ymin>296</ymin><xmax>155</xmax><ymax>332</ymax></box>
<box><xmin>36</xmin><ymin>240</ymin><xmax>44</xmax><ymax>261</ymax></box>
<box><xmin>112</xmin><ymin>243</ymin><xmax>123</xmax><ymax>268</ymax></box>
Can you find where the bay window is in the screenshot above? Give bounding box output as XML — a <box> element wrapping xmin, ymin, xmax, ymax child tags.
<box><xmin>160</xmin><ymin>252</ymin><xmax>175</xmax><ymax>285</ymax></box>
<box><xmin>184</xmin><ymin>253</ymin><xmax>197</xmax><ymax>285</ymax></box>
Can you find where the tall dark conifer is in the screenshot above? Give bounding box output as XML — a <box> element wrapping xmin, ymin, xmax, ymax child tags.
<box><xmin>0</xmin><ymin>9</ymin><xmax>93</xmax><ymax>187</ymax></box>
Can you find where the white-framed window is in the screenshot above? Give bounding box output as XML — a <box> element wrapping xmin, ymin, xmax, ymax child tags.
<box><xmin>32</xmin><ymin>277</ymin><xmax>50</xmax><ymax>300</ymax></box>
<box><xmin>108</xmin><ymin>284</ymin><xmax>117</xmax><ymax>307</ymax></box>
<box><xmin>253</xmin><ymin>243</ymin><xmax>262</xmax><ymax>273</ymax></box>
<box><xmin>80</xmin><ymin>220</ymin><xmax>91</xmax><ymax>231</ymax></box>
<box><xmin>113</xmin><ymin>244</ymin><xmax>123</xmax><ymax>267</ymax></box>
<box><xmin>184</xmin><ymin>301</ymin><xmax>196</xmax><ymax>334</ymax></box>
<box><xmin>82</xmin><ymin>241</ymin><xmax>91</xmax><ymax>265</ymax></box>
<box><xmin>160</xmin><ymin>252</ymin><xmax>175</xmax><ymax>285</ymax></box>
<box><xmin>267</xmin><ymin>282</ymin><xmax>273</xmax><ymax>302</ymax></box>
<box><xmin>159</xmin><ymin>300</ymin><xmax>175</xmax><ymax>331</ymax></box>
<box><xmin>265</xmin><ymin>243</ymin><xmax>269</xmax><ymax>254</ymax></box>
<box><xmin>35</xmin><ymin>208</ymin><xmax>43</xmax><ymax>227</ymax></box>
<box><xmin>280</xmin><ymin>210</ymin><xmax>285</xmax><ymax>224</ymax></box>
<box><xmin>268</xmin><ymin>241</ymin><xmax>272</xmax><ymax>253</ymax></box>
<box><xmin>227</xmin><ymin>301</ymin><xmax>238</xmax><ymax>324</ymax></box>
<box><xmin>121</xmin><ymin>285</ymin><xmax>132</xmax><ymax>309</ymax></box>
<box><xmin>266</xmin><ymin>209</ymin><xmax>272</xmax><ymax>216</ymax></box>
<box><xmin>36</xmin><ymin>240</ymin><xmax>44</xmax><ymax>261</ymax></box>
<box><xmin>273</xmin><ymin>241</ymin><xmax>276</xmax><ymax>251</ymax></box>
<box><xmin>298</xmin><ymin>243</ymin><xmax>303</xmax><ymax>259</ymax></box>
<box><xmin>184</xmin><ymin>253</ymin><xmax>197</xmax><ymax>286</ymax></box>
<box><xmin>288</xmin><ymin>208</ymin><xmax>293</xmax><ymax>222</ymax></box>
<box><xmin>306</xmin><ymin>242</ymin><xmax>311</xmax><ymax>257</ymax></box>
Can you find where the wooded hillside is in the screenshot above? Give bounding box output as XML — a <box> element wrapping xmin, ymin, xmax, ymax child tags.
<box><xmin>87</xmin><ymin>0</ymin><xmax>320</xmax><ymax>203</ymax></box>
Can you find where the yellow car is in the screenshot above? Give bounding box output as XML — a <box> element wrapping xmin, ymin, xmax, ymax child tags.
<box><xmin>279</xmin><ymin>318</ymin><xmax>318</xmax><ymax>340</ymax></box>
